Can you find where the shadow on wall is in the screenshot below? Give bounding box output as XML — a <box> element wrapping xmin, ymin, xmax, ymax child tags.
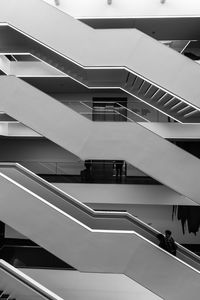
<box><xmin>172</xmin><ymin>206</ymin><xmax>200</xmax><ymax>235</ymax></box>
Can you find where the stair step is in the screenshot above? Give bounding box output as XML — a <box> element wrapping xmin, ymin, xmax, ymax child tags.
<box><xmin>169</xmin><ymin>101</ymin><xmax>183</xmax><ymax>111</ymax></box>
<box><xmin>131</xmin><ymin>77</ymin><xmax>144</xmax><ymax>91</ymax></box>
<box><xmin>163</xmin><ymin>96</ymin><xmax>176</xmax><ymax>107</ymax></box>
<box><xmin>137</xmin><ymin>80</ymin><xmax>146</xmax><ymax>93</ymax></box>
<box><xmin>148</xmin><ymin>88</ymin><xmax>159</xmax><ymax>100</ymax></box>
<box><xmin>144</xmin><ymin>85</ymin><xmax>157</xmax><ymax>98</ymax></box>
<box><xmin>138</xmin><ymin>81</ymin><xmax>150</xmax><ymax>95</ymax></box>
<box><xmin>143</xmin><ymin>84</ymin><xmax>153</xmax><ymax>96</ymax></box>
<box><xmin>157</xmin><ymin>93</ymin><xmax>170</xmax><ymax>103</ymax></box>
<box><xmin>150</xmin><ymin>89</ymin><xmax>165</xmax><ymax>101</ymax></box>
<box><xmin>176</xmin><ymin>105</ymin><xmax>191</xmax><ymax>114</ymax></box>
<box><xmin>124</xmin><ymin>73</ymin><xmax>137</xmax><ymax>88</ymax></box>
<box><xmin>184</xmin><ymin>109</ymin><xmax>198</xmax><ymax>118</ymax></box>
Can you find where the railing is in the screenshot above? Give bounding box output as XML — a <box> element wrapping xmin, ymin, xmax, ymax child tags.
<box><xmin>0</xmin><ymin>239</ymin><xmax>74</xmax><ymax>270</ymax></box>
<box><xmin>17</xmin><ymin>160</ymin><xmax>84</xmax><ymax>175</ymax></box>
<box><xmin>0</xmin><ymin>259</ymin><xmax>63</xmax><ymax>300</ymax></box>
<box><xmin>0</xmin><ymin>101</ymin><xmax>165</xmax><ymax>123</ymax></box>
<box><xmin>15</xmin><ymin>160</ymin><xmax>144</xmax><ymax>176</ymax></box>
<box><xmin>65</xmin><ymin>100</ymin><xmax>149</xmax><ymax>122</ymax></box>
<box><xmin>13</xmin><ymin>160</ymin><xmax>157</xmax><ymax>184</ymax></box>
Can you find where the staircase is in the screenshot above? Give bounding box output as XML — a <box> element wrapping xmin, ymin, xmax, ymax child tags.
<box><xmin>122</xmin><ymin>72</ymin><xmax>200</xmax><ymax>122</ymax></box>
<box><xmin>0</xmin><ymin>163</ymin><xmax>199</xmax><ymax>300</ymax></box>
<box><xmin>1</xmin><ymin>76</ymin><xmax>200</xmax><ymax>204</ymax></box>
<box><xmin>0</xmin><ymin>0</ymin><xmax>200</xmax><ymax>122</ymax></box>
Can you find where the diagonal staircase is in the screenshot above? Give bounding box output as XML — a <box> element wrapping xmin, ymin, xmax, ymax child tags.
<box><xmin>0</xmin><ymin>0</ymin><xmax>200</xmax><ymax>122</ymax></box>
<box><xmin>1</xmin><ymin>76</ymin><xmax>200</xmax><ymax>204</ymax></box>
<box><xmin>0</xmin><ymin>163</ymin><xmax>199</xmax><ymax>300</ymax></box>
<box><xmin>0</xmin><ymin>1</ymin><xmax>199</xmax><ymax>299</ymax></box>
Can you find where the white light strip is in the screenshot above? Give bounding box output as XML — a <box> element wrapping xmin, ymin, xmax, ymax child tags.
<box><xmin>18</xmin><ymin>75</ymin><xmax>67</xmax><ymax>78</ymax></box>
<box><xmin>180</xmin><ymin>41</ymin><xmax>191</xmax><ymax>54</ymax></box>
<box><xmin>0</xmin><ymin>23</ymin><xmax>10</xmax><ymax>26</ymax></box>
<box><xmin>77</xmin><ymin>15</ymin><xmax>200</xmax><ymax>20</ymax></box>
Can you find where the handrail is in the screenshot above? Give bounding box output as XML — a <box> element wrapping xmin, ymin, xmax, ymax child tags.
<box><xmin>116</xmin><ymin>102</ymin><xmax>149</xmax><ymax>122</ymax></box>
<box><xmin>79</xmin><ymin>100</ymin><xmax>149</xmax><ymax>122</ymax></box>
<box><xmin>19</xmin><ymin>160</ymin><xmax>84</xmax><ymax>176</ymax></box>
<box><xmin>0</xmin><ymin>259</ymin><xmax>63</xmax><ymax>300</ymax></box>
<box><xmin>0</xmin><ymin>162</ymin><xmax>200</xmax><ymax>271</ymax></box>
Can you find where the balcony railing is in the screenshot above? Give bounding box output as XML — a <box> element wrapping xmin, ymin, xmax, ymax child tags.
<box><xmin>65</xmin><ymin>100</ymin><xmax>149</xmax><ymax>122</ymax></box>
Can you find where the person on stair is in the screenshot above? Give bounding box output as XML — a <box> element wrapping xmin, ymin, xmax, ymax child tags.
<box><xmin>164</xmin><ymin>230</ymin><xmax>177</xmax><ymax>256</ymax></box>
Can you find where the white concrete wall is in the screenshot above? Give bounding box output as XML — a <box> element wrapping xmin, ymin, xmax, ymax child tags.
<box><xmin>54</xmin><ymin>183</ymin><xmax>194</xmax><ymax>206</ymax></box>
<box><xmin>44</xmin><ymin>0</ymin><xmax>200</xmax><ymax>18</ymax></box>
<box><xmin>22</xmin><ymin>269</ymin><xmax>162</xmax><ymax>300</ymax></box>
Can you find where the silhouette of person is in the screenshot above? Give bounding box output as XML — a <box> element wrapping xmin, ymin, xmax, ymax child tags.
<box><xmin>157</xmin><ymin>233</ymin><xmax>167</xmax><ymax>251</ymax></box>
<box><xmin>84</xmin><ymin>160</ymin><xmax>92</xmax><ymax>182</ymax></box>
<box><xmin>114</xmin><ymin>160</ymin><xmax>124</xmax><ymax>181</ymax></box>
<box><xmin>164</xmin><ymin>230</ymin><xmax>177</xmax><ymax>256</ymax></box>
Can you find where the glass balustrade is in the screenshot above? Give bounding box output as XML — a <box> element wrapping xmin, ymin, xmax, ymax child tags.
<box><xmin>0</xmin><ymin>99</ymin><xmax>170</xmax><ymax>123</ymax></box>
<box><xmin>15</xmin><ymin>160</ymin><xmax>159</xmax><ymax>184</ymax></box>
<box><xmin>65</xmin><ymin>100</ymin><xmax>150</xmax><ymax>122</ymax></box>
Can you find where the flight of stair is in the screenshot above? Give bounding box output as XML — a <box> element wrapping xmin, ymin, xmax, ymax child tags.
<box><xmin>1</xmin><ymin>23</ymin><xmax>200</xmax><ymax>123</ymax></box>
<box><xmin>122</xmin><ymin>72</ymin><xmax>200</xmax><ymax>122</ymax></box>
<box><xmin>30</xmin><ymin>44</ymin><xmax>200</xmax><ymax>123</ymax></box>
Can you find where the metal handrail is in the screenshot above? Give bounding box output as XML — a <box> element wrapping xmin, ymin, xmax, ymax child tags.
<box><xmin>0</xmin><ymin>259</ymin><xmax>63</xmax><ymax>300</ymax></box>
<box><xmin>79</xmin><ymin>100</ymin><xmax>149</xmax><ymax>122</ymax></box>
